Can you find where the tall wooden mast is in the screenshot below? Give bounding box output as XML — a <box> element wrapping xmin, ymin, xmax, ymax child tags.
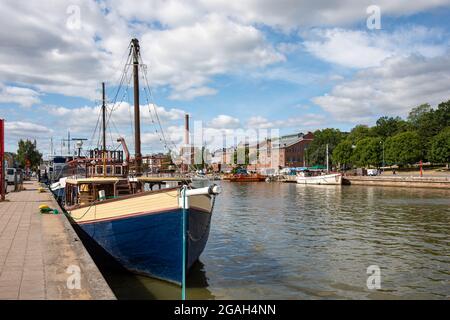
<box><xmin>102</xmin><ymin>82</ymin><xmax>107</xmax><ymax>177</ymax></box>
<box><xmin>131</xmin><ymin>38</ymin><xmax>142</xmax><ymax>176</ymax></box>
<box><xmin>102</xmin><ymin>82</ymin><xmax>106</xmax><ymax>153</ymax></box>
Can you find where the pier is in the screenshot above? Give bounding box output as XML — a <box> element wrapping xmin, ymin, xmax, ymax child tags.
<box><xmin>0</xmin><ymin>180</ymin><xmax>115</xmax><ymax>300</ymax></box>
<box><xmin>343</xmin><ymin>175</ymin><xmax>450</xmax><ymax>189</ymax></box>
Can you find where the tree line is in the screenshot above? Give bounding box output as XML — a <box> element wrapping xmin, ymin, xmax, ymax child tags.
<box><xmin>9</xmin><ymin>139</ymin><xmax>43</xmax><ymax>171</ymax></box>
<box><xmin>306</xmin><ymin>100</ymin><xmax>450</xmax><ymax>169</ymax></box>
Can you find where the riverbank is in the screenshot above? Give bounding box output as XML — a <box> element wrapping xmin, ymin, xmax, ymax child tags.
<box><xmin>0</xmin><ymin>180</ymin><xmax>115</xmax><ymax>300</ymax></box>
<box><xmin>343</xmin><ymin>175</ymin><xmax>450</xmax><ymax>189</ymax></box>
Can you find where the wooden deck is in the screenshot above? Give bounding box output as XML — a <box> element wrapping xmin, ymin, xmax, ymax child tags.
<box><xmin>0</xmin><ymin>180</ymin><xmax>115</xmax><ymax>300</ymax></box>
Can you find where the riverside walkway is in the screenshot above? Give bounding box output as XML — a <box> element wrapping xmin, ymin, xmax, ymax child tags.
<box><xmin>0</xmin><ymin>180</ymin><xmax>115</xmax><ymax>300</ymax></box>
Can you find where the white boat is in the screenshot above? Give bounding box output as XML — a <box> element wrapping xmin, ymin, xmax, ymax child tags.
<box><xmin>296</xmin><ymin>143</ymin><xmax>342</xmax><ymax>185</ymax></box>
<box><xmin>296</xmin><ymin>172</ymin><xmax>342</xmax><ymax>185</ymax></box>
<box><xmin>191</xmin><ymin>173</ymin><xmax>209</xmax><ymax>181</ymax></box>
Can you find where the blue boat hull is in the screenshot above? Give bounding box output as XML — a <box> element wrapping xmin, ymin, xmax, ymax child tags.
<box><xmin>77</xmin><ymin>208</ymin><xmax>212</xmax><ymax>284</ymax></box>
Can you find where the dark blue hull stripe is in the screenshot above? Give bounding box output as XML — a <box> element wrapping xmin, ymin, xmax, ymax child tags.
<box><xmin>77</xmin><ymin>208</ymin><xmax>212</xmax><ymax>284</ymax></box>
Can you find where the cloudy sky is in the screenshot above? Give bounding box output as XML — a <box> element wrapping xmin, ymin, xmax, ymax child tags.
<box><xmin>1</xmin><ymin>0</ymin><xmax>450</xmax><ymax>156</ymax></box>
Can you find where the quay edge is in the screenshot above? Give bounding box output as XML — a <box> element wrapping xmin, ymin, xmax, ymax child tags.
<box><xmin>342</xmin><ymin>176</ymin><xmax>450</xmax><ymax>189</ymax></box>
<box><xmin>47</xmin><ymin>188</ymin><xmax>116</xmax><ymax>300</ymax></box>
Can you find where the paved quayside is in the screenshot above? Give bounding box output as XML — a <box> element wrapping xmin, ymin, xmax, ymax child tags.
<box><xmin>0</xmin><ymin>180</ymin><xmax>115</xmax><ymax>300</ymax></box>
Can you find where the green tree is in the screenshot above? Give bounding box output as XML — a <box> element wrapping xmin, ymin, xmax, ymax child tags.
<box><xmin>407</xmin><ymin>103</ymin><xmax>438</xmax><ymax>159</ymax></box>
<box><xmin>306</xmin><ymin>128</ymin><xmax>345</xmax><ymax>166</ymax></box>
<box><xmin>371</xmin><ymin>116</ymin><xmax>409</xmax><ymax>138</ymax></box>
<box><xmin>407</xmin><ymin>103</ymin><xmax>432</xmax><ymax>126</ymax></box>
<box><xmin>17</xmin><ymin>139</ymin><xmax>42</xmax><ymax>170</ymax></box>
<box><xmin>406</xmin><ymin>101</ymin><xmax>450</xmax><ymax>160</ymax></box>
<box><xmin>332</xmin><ymin>140</ymin><xmax>354</xmax><ymax>169</ymax></box>
<box><xmin>434</xmin><ymin>100</ymin><xmax>450</xmax><ymax>130</ymax></box>
<box><xmin>347</xmin><ymin>125</ymin><xmax>373</xmax><ymax>144</ymax></box>
<box><xmin>384</xmin><ymin>132</ymin><xmax>422</xmax><ymax>165</ymax></box>
<box><xmin>351</xmin><ymin>137</ymin><xmax>382</xmax><ymax>167</ymax></box>
<box><xmin>429</xmin><ymin>127</ymin><xmax>450</xmax><ymax>165</ymax></box>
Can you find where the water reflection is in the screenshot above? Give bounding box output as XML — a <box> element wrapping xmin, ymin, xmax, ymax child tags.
<box><xmin>91</xmin><ymin>182</ymin><xmax>450</xmax><ymax>299</ymax></box>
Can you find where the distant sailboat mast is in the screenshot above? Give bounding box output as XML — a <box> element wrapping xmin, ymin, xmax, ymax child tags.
<box><xmin>326</xmin><ymin>144</ymin><xmax>329</xmax><ymax>173</ymax></box>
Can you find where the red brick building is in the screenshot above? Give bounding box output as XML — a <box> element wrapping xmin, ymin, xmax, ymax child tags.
<box><xmin>142</xmin><ymin>153</ymin><xmax>170</xmax><ymax>173</ymax></box>
<box><xmin>278</xmin><ymin>132</ymin><xmax>314</xmax><ymax>168</ymax></box>
<box><xmin>256</xmin><ymin>132</ymin><xmax>314</xmax><ymax>171</ymax></box>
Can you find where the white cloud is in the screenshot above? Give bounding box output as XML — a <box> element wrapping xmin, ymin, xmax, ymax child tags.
<box><xmin>109</xmin><ymin>0</ymin><xmax>450</xmax><ymax>30</ymax></box>
<box><xmin>140</xmin><ymin>14</ymin><xmax>284</xmax><ymax>99</ymax></box>
<box><xmin>303</xmin><ymin>26</ymin><xmax>448</xmax><ymax>69</ymax></box>
<box><xmin>46</xmin><ymin>102</ymin><xmax>185</xmax><ymax>130</ymax></box>
<box><xmin>248</xmin><ymin>116</ymin><xmax>274</xmax><ymax>129</ymax></box>
<box><xmin>0</xmin><ymin>1</ymin><xmax>284</xmax><ymax>101</ymax></box>
<box><xmin>248</xmin><ymin>114</ymin><xmax>328</xmax><ymax>129</ymax></box>
<box><xmin>5</xmin><ymin>121</ymin><xmax>53</xmax><ymax>137</ymax></box>
<box><xmin>169</xmin><ymin>87</ymin><xmax>217</xmax><ymax>101</ymax></box>
<box><xmin>0</xmin><ymin>85</ymin><xmax>41</xmax><ymax>107</ymax></box>
<box><xmin>1</xmin><ymin>0</ymin><xmax>448</xmax><ymax>104</ymax></box>
<box><xmin>0</xmin><ymin>0</ymin><xmax>120</xmax><ymax>99</ymax></box>
<box><xmin>312</xmin><ymin>54</ymin><xmax>450</xmax><ymax>123</ymax></box>
<box><xmin>209</xmin><ymin>114</ymin><xmax>240</xmax><ymax>129</ymax></box>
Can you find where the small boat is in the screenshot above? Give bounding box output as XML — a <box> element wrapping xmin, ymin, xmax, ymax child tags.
<box><xmin>296</xmin><ymin>144</ymin><xmax>342</xmax><ymax>185</ymax></box>
<box><xmin>296</xmin><ymin>171</ymin><xmax>342</xmax><ymax>185</ymax></box>
<box><xmin>228</xmin><ymin>173</ymin><xmax>266</xmax><ymax>182</ymax></box>
<box><xmin>191</xmin><ymin>173</ymin><xmax>209</xmax><ymax>182</ymax></box>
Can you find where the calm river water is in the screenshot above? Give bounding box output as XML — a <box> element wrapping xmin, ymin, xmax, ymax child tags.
<box><xmin>94</xmin><ymin>182</ymin><xmax>450</xmax><ymax>300</ymax></box>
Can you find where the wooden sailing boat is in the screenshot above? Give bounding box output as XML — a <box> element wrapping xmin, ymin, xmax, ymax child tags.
<box><xmin>296</xmin><ymin>144</ymin><xmax>342</xmax><ymax>185</ymax></box>
<box><xmin>64</xmin><ymin>39</ymin><xmax>220</xmax><ymax>284</ymax></box>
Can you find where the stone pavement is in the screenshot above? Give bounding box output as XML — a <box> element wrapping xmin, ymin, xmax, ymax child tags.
<box><xmin>0</xmin><ymin>180</ymin><xmax>115</xmax><ymax>300</ymax></box>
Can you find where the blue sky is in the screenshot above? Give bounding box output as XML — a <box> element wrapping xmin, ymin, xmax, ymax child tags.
<box><xmin>1</xmin><ymin>0</ymin><xmax>450</xmax><ymax>157</ymax></box>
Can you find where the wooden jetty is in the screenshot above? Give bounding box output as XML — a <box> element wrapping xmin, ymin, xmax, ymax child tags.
<box><xmin>0</xmin><ymin>180</ymin><xmax>115</xmax><ymax>300</ymax></box>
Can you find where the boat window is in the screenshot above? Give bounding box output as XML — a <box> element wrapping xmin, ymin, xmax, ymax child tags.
<box><xmin>96</xmin><ymin>166</ymin><xmax>103</xmax><ymax>175</ymax></box>
<box><xmin>106</xmin><ymin>165</ymin><xmax>112</xmax><ymax>175</ymax></box>
<box><xmin>53</xmin><ymin>157</ymin><xmax>66</xmax><ymax>163</ymax></box>
<box><xmin>115</xmin><ymin>166</ymin><xmax>122</xmax><ymax>175</ymax></box>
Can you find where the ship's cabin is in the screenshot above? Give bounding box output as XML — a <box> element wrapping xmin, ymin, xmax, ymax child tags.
<box><xmin>64</xmin><ymin>177</ymin><xmax>189</xmax><ymax>208</ymax></box>
<box><xmin>86</xmin><ymin>149</ymin><xmax>128</xmax><ymax>177</ymax></box>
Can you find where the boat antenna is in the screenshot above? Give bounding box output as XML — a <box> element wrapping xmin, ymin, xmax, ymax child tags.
<box><xmin>131</xmin><ymin>38</ymin><xmax>142</xmax><ymax>176</ymax></box>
